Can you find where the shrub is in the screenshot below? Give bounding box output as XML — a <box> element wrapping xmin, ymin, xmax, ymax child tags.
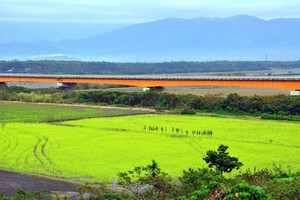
<box><xmin>226</xmin><ymin>183</ymin><xmax>271</xmax><ymax>200</ymax></box>
<box><xmin>179</xmin><ymin>168</ymin><xmax>222</xmax><ymax>194</ymax></box>
<box><xmin>88</xmin><ymin>192</ymin><xmax>132</xmax><ymax>200</ymax></box>
<box><xmin>181</xmin><ymin>108</ymin><xmax>196</xmax><ymax>115</ymax></box>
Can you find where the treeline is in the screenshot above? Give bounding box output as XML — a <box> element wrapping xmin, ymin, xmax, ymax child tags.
<box><xmin>78</xmin><ymin>91</ymin><xmax>300</xmax><ymax>116</ymax></box>
<box><xmin>1</xmin><ymin>60</ymin><xmax>300</xmax><ymax>74</ymax></box>
<box><xmin>1</xmin><ymin>85</ymin><xmax>300</xmax><ymax>119</ymax></box>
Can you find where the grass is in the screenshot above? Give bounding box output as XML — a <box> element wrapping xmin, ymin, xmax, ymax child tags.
<box><xmin>1</xmin><ymin>113</ymin><xmax>300</xmax><ymax>182</ymax></box>
<box><xmin>0</xmin><ymin>102</ymin><xmax>148</xmax><ymax>123</ymax></box>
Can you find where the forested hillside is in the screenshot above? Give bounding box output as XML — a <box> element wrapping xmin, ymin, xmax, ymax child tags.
<box><xmin>1</xmin><ymin>60</ymin><xmax>300</xmax><ymax>75</ymax></box>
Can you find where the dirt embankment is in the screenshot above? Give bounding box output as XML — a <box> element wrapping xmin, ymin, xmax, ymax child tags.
<box><xmin>0</xmin><ymin>169</ymin><xmax>80</xmax><ymax>196</ymax></box>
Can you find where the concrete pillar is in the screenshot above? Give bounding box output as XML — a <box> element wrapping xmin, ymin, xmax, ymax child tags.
<box><xmin>143</xmin><ymin>86</ymin><xmax>165</xmax><ymax>92</ymax></box>
<box><xmin>290</xmin><ymin>90</ymin><xmax>300</xmax><ymax>96</ymax></box>
<box><xmin>143</xmin><ymin>87</ymin><xmax>151</xmax><ymax>92</ymax></box>
<box><xmin>57</xmin><ymin>82</ymin><xmax>77</xmax><ymax>90</ymax></box>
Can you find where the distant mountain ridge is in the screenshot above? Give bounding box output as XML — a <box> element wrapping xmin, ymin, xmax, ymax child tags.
<box><xmin>1</xmin><ymin>15</ymin><xmax>300</xmax><ymax>61</ymax></box>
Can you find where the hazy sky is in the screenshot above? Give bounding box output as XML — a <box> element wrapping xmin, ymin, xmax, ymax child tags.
<box><xmin>1</xmin><ymin>0</ymin><xmax>300</xmax><ymax>23</ymax></box>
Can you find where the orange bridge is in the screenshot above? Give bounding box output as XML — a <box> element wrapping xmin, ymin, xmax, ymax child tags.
<box><xmin>1</xmin><ymin>74</ymin><xmax>300</xmax><ymax>91</ymax></box>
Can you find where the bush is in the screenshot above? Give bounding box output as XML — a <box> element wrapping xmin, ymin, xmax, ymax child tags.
<box><xmin>181</xmin><ymin>108</ymin><xmax>196</xmax><ymax>115</ymax></box>
<box><xmin>117</xmin><ymin>160</ymin><xmax>172</xmax><ymax>199</ymax></box>
<box><xmin>179</xmin><ymin>168</ymin><xmax>222</xmax><ymax>194</ymax></box>
<box><xmin>89</xmin><ymin>192</ymin><xmax>132</xmax><ymax>200</ymax></box>
<box><xmin>238</xmin><ymin>169</ymin><xmax>300</xmax><ymax>199</ymax></box>
<box><xmin>261</xmin><ymin>113</ymin><xmax>300</xmax><ymax>121</ymax></box>
<box><xmin>0</xmin><ymin>190</ymin><xmax>50</xmax><ymax>200</ymax></box>
<box><xmin>226</xmin><ymin>183</ymin><xmax>271</xmax><ymax>200</ymax></box>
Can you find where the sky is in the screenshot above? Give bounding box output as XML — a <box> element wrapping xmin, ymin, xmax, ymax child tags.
<box><xmin>1</xmin><ymin>0</ymin><xmax>300</xmax><ymax>24</ymax></box>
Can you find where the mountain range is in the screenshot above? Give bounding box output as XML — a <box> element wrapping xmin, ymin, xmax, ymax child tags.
<box><xmin>1</xmin><ymin>15</ymin><xmax>299</xmax><ymax>61</ymax></box>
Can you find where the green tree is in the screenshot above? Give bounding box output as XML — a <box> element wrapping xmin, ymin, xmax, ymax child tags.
<box><xmin>117</xmin><ymin>166</ymin><xmax>147</xmax><ymax>198</ymax></box>
<box><xmin>203</xmin><ymin>144</ymin><xmax>243</xmax><ymax>175</ymax></box>
<box><xmin>117</xmin><ymin>160</ymin><xmax>172</xmax><ymax>199</ymax></box>
<box><xmin>146</xmin><ymin>159</ymin><xmax>161</xmax><ymax>178</ymax></box>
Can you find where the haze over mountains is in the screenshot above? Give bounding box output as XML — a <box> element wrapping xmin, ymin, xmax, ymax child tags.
<box><xmin>1</xmin><ymin>15</ymin><xmax>299</xmax><ymax>61</ymax></box>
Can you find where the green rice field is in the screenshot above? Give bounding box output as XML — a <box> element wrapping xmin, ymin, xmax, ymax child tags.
<box><xmin>0</xmin><ymin>102</ymin><xmax>148</xmax><ymax>123</ymax></box>
<box><xmin>1</xmin><ymin>111</ymin><xmax>300</xmax><ymax>182</ymax></box>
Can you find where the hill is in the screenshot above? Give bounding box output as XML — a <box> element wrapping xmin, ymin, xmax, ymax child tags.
<box><xmin>1</xmin><ymin>60</ymin><xmax>300</xmax><ymax>74</ymax></box>
<box><xmin>1</xmin><ymin>15</ymin><xmax>300</xmax><ymax>61</ymax></box>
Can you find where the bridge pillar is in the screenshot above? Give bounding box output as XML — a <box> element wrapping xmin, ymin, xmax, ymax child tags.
<box><xmin>143</xmin><ymin>86</ymin><xmax>165</xmax><ymax>92</ymax></box>
<box><xmin>57</xmin><ymin>82</ymin><xmax>77</xmax><ymax>90</ymax></box>
<box><xmin>290</xmin><ymin>90</ymin><xmax>300</xmax><ymax>96</ymax></box>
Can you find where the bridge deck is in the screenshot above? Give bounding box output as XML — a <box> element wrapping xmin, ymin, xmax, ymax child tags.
<box><xmin>1</xmin><ymin>74</ymin><xmax>300</xmax><ymax>90</ymax></box>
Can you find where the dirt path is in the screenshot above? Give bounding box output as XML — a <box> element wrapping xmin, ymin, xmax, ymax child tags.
<box><xmin>0</xmin><ymin>169</ymin><xmax>81</xmax><ymax>196</ymax></box>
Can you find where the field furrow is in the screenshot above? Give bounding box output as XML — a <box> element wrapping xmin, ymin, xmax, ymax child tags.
<box><xmin>33</xmin><ymin>137</ymin><xmax>45</xmax><ymax>167</ymax></box>
<box><xmin>16</xmin><ymin>146</ymin><xmax>32</xmax><ymax>167</ymax></box>
<box><xmin>0</xmin><ymin>129</ymin><xmax>11</xmax><ymax>156</ymax></box>
<box><xmin>6</xmin><ymin>131</ymin><xmax>18</xmax><ymax>152</ymax></box>
<box><xmin>0</xmin><ymin>128</ymin><xmax>19</xmax><ymax>162</ymax></box>
<box><xmin>40</xmin><ymin>136</ymin><xmax>54</xmax><ymax>168</ymax></box>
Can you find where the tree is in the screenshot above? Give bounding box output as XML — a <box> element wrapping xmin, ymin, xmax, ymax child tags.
<box><xmin>146</xmin><ymin>159</ymin><xmax>161</xmax><ymax>178</ymax></box>
<box><xmin>203</xmin><ymin>144</ymin><xmax>243</xmax><ymax>175</ymax></box>
<box><xmin>117</xmin><ymin>160</ymin><xmax>172</xmax><ymax>199</ymax></box>
<box><xmin>117</xmin><ymin>166</ymin><xmax>148</xmax><ymax>198</ymax></box>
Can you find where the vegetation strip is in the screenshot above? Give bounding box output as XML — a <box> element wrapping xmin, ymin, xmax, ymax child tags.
<box><xmin>2</xmin><ymin>84</ymin><xmax>300</xmax><ymax>122</ymax></box>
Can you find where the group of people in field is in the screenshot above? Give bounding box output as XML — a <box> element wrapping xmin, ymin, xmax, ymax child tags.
<box><xmin>143</xmin><ymin>125</ymin><xmax>213</xmax><ymax>137</ymax></box>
